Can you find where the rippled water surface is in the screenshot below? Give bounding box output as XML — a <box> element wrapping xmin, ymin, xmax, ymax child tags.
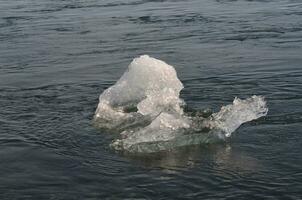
<box><xmin>1</xmin><ymin>0</ymin><xmax>302</xmax><ymax>199</ymax></box>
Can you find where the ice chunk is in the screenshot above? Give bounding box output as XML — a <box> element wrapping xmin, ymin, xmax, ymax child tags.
<box><xmin>112</xmin><ymin>113</ymin><xmax>191</xmax><ymax>152</ymax></box>
<box><xmin>95</xmin><ymin>55</ymin><xmax>183</xmax><ymax>109</ymax></box>
<box><xmin>110</xmin><ymin>96</ymin><xmax>268</xmax><ymax>153</ymax></box>
<box><xmin>111</xmin><ymin>112</ymin><xmax>224</xmax><ymax>153</ymax></box>
<box><xmin>94</xmin><ymin>55</ymin><xmax>184</xmax><ymax>129</ymax></box>
<box><xmin>207</xmin><ymin>95</ymin><xmax>268</xmax><ymax>137</ymax></box>
<box><xmin>93</xmin><ymin>55</ymin><xmax>268</xmax><ymax>153</ymax></box>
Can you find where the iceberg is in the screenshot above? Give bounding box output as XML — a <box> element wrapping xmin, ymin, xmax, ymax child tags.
<box><xmin>94</xmin><ymin>55</ymin><xmax>268</xmax><ymax>153</ymax></box>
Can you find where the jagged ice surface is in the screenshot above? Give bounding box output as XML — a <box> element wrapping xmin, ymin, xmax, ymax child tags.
<box><xmin>94</xmin><ymin>55</ymin><xmax>268</xmax><ymax>153</ymax></box>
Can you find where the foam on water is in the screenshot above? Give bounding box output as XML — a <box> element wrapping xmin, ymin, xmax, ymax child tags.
<box><xmin>94</xmin><ymin>55</ymin><xmax>268</xmax><ymax>153</ymax></box>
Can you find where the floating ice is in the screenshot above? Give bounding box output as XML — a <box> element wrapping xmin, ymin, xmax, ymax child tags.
<box><xmin>207</xmin><ymin>95</ymin><xmax>268</xmax><ymax>137</ymax></box>
<box><xmin>94</xmin><ymin>55</ymin><xmax>184</xmax><ymax>131</ymax></box>
<box><xmin>94</xmin><ymin>55</ymin><xmax>268</xmax><ymax>153</ymax></box>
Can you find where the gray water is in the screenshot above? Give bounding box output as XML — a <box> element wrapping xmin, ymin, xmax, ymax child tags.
<box><xmin>1</xmin><ymin>0</ymin><xmax>302</xmax><ymax>199</ymax></box>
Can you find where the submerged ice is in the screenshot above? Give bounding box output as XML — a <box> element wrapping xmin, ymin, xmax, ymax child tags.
<box><xmin>94</xmin><ymin>55</ymin><xmax>268</xmax><ymax>153</ymax></box>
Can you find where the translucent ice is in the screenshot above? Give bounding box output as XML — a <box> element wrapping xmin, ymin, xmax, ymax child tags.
<box><xmin>94</xmin><ymin>55</ymin><xmax>184</xmax><ymax>130</ymax></box>
<box><xmin>207</xmin><ymin>95</ymin><xmax>268</xmax><ymax>137</ymax></box>
<box><xmin>94</xmin><ymin>55</ymin><xmax>268</xmax><ymax>153</ymax></box>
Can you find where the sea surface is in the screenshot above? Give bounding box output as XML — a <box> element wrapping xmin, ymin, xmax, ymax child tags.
<box><xmin>1</xmin><ymin>0</ymin><xmax>302</xmax><ymax>199</ymax></box>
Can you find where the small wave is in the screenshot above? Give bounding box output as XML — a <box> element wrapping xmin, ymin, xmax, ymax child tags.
<box><xmin>225</xmin><ymin>33</ymin><xmax>281</xmax><ymax>41</ymax></box>
<box><xmin>126</xmin><ymin>13</ymin><xmax>212</xmax><ymax>25</ymax></box>
<box><xmin>0</xmin><ymin>16</ymin><xmax>32</xmax><ymax>28</ymax></box>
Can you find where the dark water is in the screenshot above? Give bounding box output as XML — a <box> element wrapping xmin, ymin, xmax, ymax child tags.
<box><xmin>1</xmin><ymin>0</ymin><xmax>302</xmax><ymax>199</ymax></box>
